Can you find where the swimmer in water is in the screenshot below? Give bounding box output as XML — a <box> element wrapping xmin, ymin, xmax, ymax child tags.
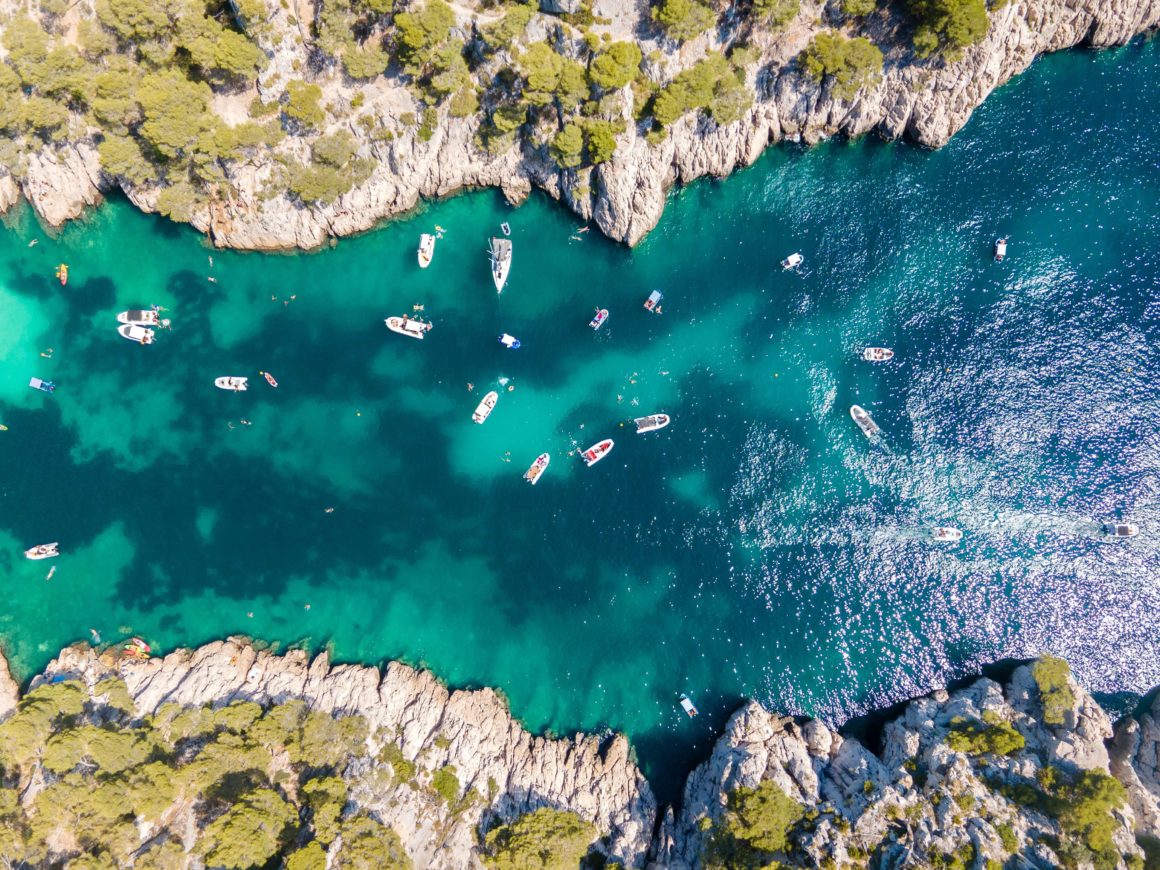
<box><xmin>325</xmin><ymin>507</ymin><xmax>335</xmax><ymax>514</ymax></box>
<box><xmin>90</xmin><ymin>629</ymin><xmax>101</xmax><ymax>644</ymax></box>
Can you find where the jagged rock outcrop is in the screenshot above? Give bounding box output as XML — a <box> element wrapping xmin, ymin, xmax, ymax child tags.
<box><xmin>1111</xmin><ymin>692</ymin><xmax>1160</xmax><ymax>840</ymax></box>
<box><xmin>656</xmin><ymin>664</ymin><xmax>1151</xmax><ymax>869</ymax></box>
<box><xmin>1</xmin><ymin>0</ymin><xmax>1156</xmax><ymax>250</ymax></box>
<box><xmin>5</xmin><ymin>641</ymin><xmax>1159</xmax><ymax>868</ymax></box>
<box><xmin>34</xmin><ymin>638</ymin><xmax>657</xmax><ymax>869</ymax></box>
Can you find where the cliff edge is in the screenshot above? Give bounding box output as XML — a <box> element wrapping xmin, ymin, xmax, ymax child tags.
<box><xmin>1</xmin><ymin>639</ymin><xmax>1157</xmax><ymax>867</ymax></box>
<box><xmin>0</xmin><ymin>0</ymin><xmax>1156</xmax><ymax>250</ymax></box>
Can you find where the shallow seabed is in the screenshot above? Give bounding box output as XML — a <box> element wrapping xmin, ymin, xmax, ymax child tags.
<box><xmin>2</xmin><ymin>40</ymin><xmax>1159</xmax><ymax>800</ymax></box>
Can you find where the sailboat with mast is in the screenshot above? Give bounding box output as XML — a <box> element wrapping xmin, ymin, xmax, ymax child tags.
<box><xmin>489</xmin><ymin>238</ymin><xmax>512</xmax><ymax>294</ymax></box>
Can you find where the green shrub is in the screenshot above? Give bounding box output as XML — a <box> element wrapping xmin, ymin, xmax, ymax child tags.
<box><xmin>286</xmin><ymin>841</ymin><xmax>328</xmax><ymax>870</ymax></box>
<box><xmin>551</xmin><ymin>124</ymin><xmax>584</xmax><ymax>168</ymax></box>
<box><xmin>284</xmin><ymin>79</ymin><xmax>325</xmax><ymax>129</ymax></box>
<box><xmin>379</xmin><ymin>742</ymin><xmax>416</xmax><ymax>782</ymax></box>
<box><xmin>750</xmin><ymin>0</ymin><xmax>799</xmax><ymax>26</ymax></box>
<box><xmin>431</xmin><ymin>764</ymin><xmax>459</xmax><ymax>803</ymax></box>
<box><xmin>1032</xmin><ymin>656</ymin><xmax>1075</xmax><ymax>725</ymax></box>
<box><xmin>484</xmin><ymin>4</ymin><xmax>534</xmax><ymax>49</ymax></box>
<box><xmin>799</xmin><ymin>31</ymin><xmax>883</xmax><ymax>101</ymax></box>
<box><xmin>312</xmin><ymin>130</ymin><xmax>358</xmax><ymax>166</ymax></box>
<box><xmin>652</xmin><ymin>52</ymin><xmax>750</xmax><ymax>127</ymax></box>
<box><xmin>703</xmin><ymin>780</ymin><xmax>804</xmax><ymax>868</ymax></box>
<box><xmin>996</xmin><ymin>822</ymin><xmax>1018</xmax><ymax>853</ymax></box>
<box><xmin>395</xmin><ymin>0</ymin><xmax>456</xmax><ymax>75</ymax></box>
<box><xmin>946</xmin><ymin>711</ymin><xmax>1025</xmax><ymax>756</ymax></box>
<box><xmin>585</xmin><ymin>120</ymin><xmax>618</xmax><ymax>164</ymax></box>
<box><xmin>904</xmin><ymin>0</ymin><xmax>989</xmax><ymax>58</ymax></box>
<box><xmin>589</xmin><ymin>42</ymin><xmax>642</xmax><ymax>90</ymax></box>
<box><xmin>483</xmin><ymin>807</ymin><xmax>597</xmax><ymax>869</ymax></box>
<box><xmin>197</xmin><ymin>789</ymin><xmax>298</xmax><ymax>869</ymax></box>
<box><xmin>518</xmin><ymin>42</ymin><xmax>564</xmax><ymax>105</ymax></box>
<box><xmin>449</xmin><ymin>88</ymin><xmax>479</xmax><ymax>117</ymax></box>
<box><xmin>303</xmin><ymin>776</ymin><xmax>347</xmax><ymax>844</ymax></box>
<box><xmin>842</xmin><ymin>0</ymin><xmax>876</xmax><ymax>15</ymax></box>
<box><xmin>652</xmin><ymin>0</ymin><xmax>716</xmax><ymax>42</ymax></box>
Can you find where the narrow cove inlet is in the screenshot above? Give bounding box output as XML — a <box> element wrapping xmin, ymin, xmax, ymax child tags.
<box><xmin>0</xmin><ymin>23</ymin><xmax>1158</xmax><ymax>870</ymax></box>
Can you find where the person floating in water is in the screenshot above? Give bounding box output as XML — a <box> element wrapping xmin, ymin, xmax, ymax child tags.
<box><xmin>40</xmin><ymin>348</ymin><xmax>53</xmax><ymax>358</ymax></box>
<box><xmin>90</xmin><ymin>628</ymin><xmax>101</xmax><ymax>644</ymax></box>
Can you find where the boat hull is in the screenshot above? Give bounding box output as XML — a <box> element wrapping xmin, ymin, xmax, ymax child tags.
<box><xmin>386</xmin><ymin>316</ymin><xmax>431</xmax><ymax>339</ymax></box>
<box><xmin>634</xmin><ymin>413</ymin><xmax>670</xmax><ymax>433</ymax></box>
<box><xmin>862</xmin><ymin>347</ymin><xmax>894</xmax><ymax>362</ymax></box>
<box><xmin>472</xmin><ymin>390</ymin><xmax>499</xmax><ymax>424</ymax></box>
<box><xmin>490</xmin><ymin>238</ymin><xmax>512</xmax><ymax>293</ymax></box>
<box><xmin>215</xmin><ymin>377</ymin><xmax>248</xmax><ymax>391</ymax></box>
<box><xmin>118</xmin><ymin>324</ymin><xmax>154</xmax><ymax>344</ymax></box>
<box><xmin>25</xmin><ymin>543</ymin><xmax>59</xmax><ymax>560</ymax></box>
<box><xmin>117</xmin><ymin>310</ymin><xmax>160</xmax><ymax>326</ymax></box>
<box><xmin>589</xmin><ymin>309</ymin><xmax>608</xmax><ymax>330</ymax></box>
<box><xmin>850</xmin><ymin>405</ymin><xmax>879</xmax><ymax>437</ymax></box>
<box><xmin>581</xmin><ymin>439</ymin><xmax>613</xmax><ymax>466</ymax></box>
<box><xmin>418</xmin><ymin>234</ymin><xmax>435</xmax><ymax>268</ymax></box>
<box><xmin>524</xmin><ymin>453</ymin><xmax>550</xmax><ymax>484</ymax></box>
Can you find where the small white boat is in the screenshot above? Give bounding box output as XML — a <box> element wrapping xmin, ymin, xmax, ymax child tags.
<box><xmin>994</xmin><ymin>237</ymin><xmax>1008</xmax><ymax>262</ymax></box>
<box><xmin>580</xmin><ymin>439</ymin><xmax>613</xmax><ymax>467</ymax></box>
<box><xmin>781</xmin><ymin>252</ymin><xmax>803</xmax><ymax>270</ymax></box>
<box><xmin>215</xmin><ymin>376</ymin><xmax>248</xmax><ymax>391</ymax></box>
<box><xmin>644</xmin><ymin>290</ymin><xmax>663</xmax><ymax>313</ymax></box>
<box><xmin>634</xmin><ymin>413</ymin><xmax>670</xmax><ymax>434</ymax></box>
<box><xmin>500</xmin><ymin>222</ymin><xmax>511</xmax><ymax>236</ymax></box>
<box><xmin>489</xmin><ymin>238</ymin><xmax>512</xmax><ymax>294</ymax></box>
<box><xmin>524</xmin><ymin>453</ymin><xmax>550</xmax><ymax>485</ymax></box>
<box><xmin>850</xmin><ymin>405</ymin><xmax>879</xmax><ymax>437</ymax></box>
<box><xmin>589</xmin><ymin>308</ymin><xmax>608</xmax><ymax>330</ymax></box>
<box><xmin>931</xmin><ymin>527</ymin><xmax>963</xmax><ymax>542</ymax></box>
<box><xmin>862</xmin><ymin>347</ymin><xmax>894</xmax><ymax>362</ymax></box>
<box><xmin>385</xmin><ymin>316</ymin><xmax>433</xmax><ymax>339</ymax></box>
<box><xmin>29</xmin><ymin>377</ymin><xmax>55</xmax><ymax>394</ymax></box>
<box><xmin>498</xmin><ymin>333</ymin><xmax>521</xmax><ymax>349</ymax></box>
<box><xmin>679</xmin><ymin>693</ymin><xmax>699</xmax><ymax>717</ymax></box>
<box><xmin>118</xmin><ymin>324</ymin><xmax>155</xmax><ymax>344</ymax></box>
<box><xmin>472</xmin><ymin>390</ymin><xmax>498</xmax><ymax>424</ymax></box>
<box><xmin>25</xmin><ymin>542</ymin><xmax>59</xmax><ymax>560</ymax></box>
<box><xmin>117</xmin><ymin>310</ymin><xmax>160</xmax><ymax>326</ymax></box>
<box><xmin>1103</xmin><ymin>522</ymin><xmax>1139</xmax><ymax>538</ymax></box>
<box><xmin>418</xmin><ymin>233</ymin><xmax>435</xmax><ymax>268</ymax></box>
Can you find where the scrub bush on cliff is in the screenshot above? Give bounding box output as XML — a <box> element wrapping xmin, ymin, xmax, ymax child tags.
<box><xmin>483</xmin><ymin>807</ymin><xmax>598</xmax><ymax>869</ymax></box>
<box><xmin>905</xmin><ymin>0</ymin><xmax>989</xmax><ymax>58</ymax></box>
<box><xmin>652</xmin><ymin>0</ymin><xmax>717</xmax><ymax>43</ymax></box>
<box><xmin>799</xmin><ymin>31</ymin><xmax>883</xmax><ymax>101</ymax></box>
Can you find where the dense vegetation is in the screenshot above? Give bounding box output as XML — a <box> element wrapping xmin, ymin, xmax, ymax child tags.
<box><xmin>482</xmin><ymin>806</ymin><xmax>598</xmax><ymax>869</ymax></box>
<box><xmin>0</xmin><ymin>0</ymin><xmax>998</xmax><ymax>229</ymax></box>
<box><xmin>946</xmin><ymin>709</ymin><xmax>1026</xmax><ymax>756</ymax></box>
<box><xmin>0</xmin><ymin>677</ymin><xmax>411</xmax><ymax>867</ymax></box>
<box><xmin>1033</xmin><ymin>655</ymin><xmax>1077</xmax><ymax>725</ymax></box>
<box><xmin>702</xmin><ymin>780</ymin><xmax>805</xmax><ymax>868</ymax></box>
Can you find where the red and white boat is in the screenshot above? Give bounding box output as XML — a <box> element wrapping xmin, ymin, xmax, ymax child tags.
<box><xmin>523</xmin><ymin>453</ymin><xmax>550</xmax><ymax>485</ymax></box>
<box><xmin>589</xmin><ymin>308</ymin><xmax>608</xmax><ymax>330</ymax></box>
<box><xmin>472</xmin><ymin>390</ymin><xmax>498</xmax><ymax>424</ymax></box>
<box><xmin>580</xmin><ymin>439</ymin><xmax>613</xmax><ymax>467</ymax></box>
<box><xmin>260</xmin><ymin>371</ymin><xmax>278</xmax><ymax>388</ymax></box>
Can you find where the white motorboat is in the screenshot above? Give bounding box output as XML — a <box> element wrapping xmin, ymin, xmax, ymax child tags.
<box><xmin>524</xmin><ymin>453</ymin><xmax>550</xmax><ymax>485</ymax></box>
<box><xmin>215</xmin><ymin>376</ymin><xmax>248</xmax><ymax>391</ymax></box>
<box><xmin>580</xmin><ymin>439</ymin><xmax>613</xmax><ymax>466</ymax></box>
<box><xmin>679</xmin><ymin>693</ymin><xmax>699</xmax><ymax>717</ymax></box>
<box><xmin>25</xmin><ymin>542</ymin><xmax>59</xmax><ymax>560</ymax></box>
<box><xmin>117</xmin><ymin>310</ymin><xmax>160</xmax><ymax>326</ymax></box>
<box><xmin>644</xmin><ymin>290</ymin><xmax>663</xmax><ymax>313</ymax></box>
<box><xmin>589</xmin><ymin>308</ymin><xmax>608</xmax><ymax>330</ymax></box>
<box><xmin>994</xmin><ymin>237</ymin><xmax>1008</xmax><ymax>262</ymax></box>
<box><xmin>118</xmin><ymin>324</ymin><xmax>154</xmax><ymax>344</ymax></box>
<box><xmin>781</xmin><ymin>252</ymin><xmax>803</xmax><ymax>270</ymax></box>
<box><xmin>498</xmin><ymin>333</ymin><xmax>521</xmax><ymax>349</ymax></box>
<box><xmin>850</xmin><ymin>405</ymin><xmax>879</xmax><ymax>437</ymax></box>
<box><xmin>418</xmin><ymin>233</ymin><xmax>435</xmax><ymax>268</ymax></box>
<box><xmin>385</xmin><ymin>315</ymin><xmax>432</xmax><ymax>339</ymax></box>
<box><xmin>1103</xmin><ymin>522</ymin><xmax>1139</xmax><ymax>538</ymax></box>
<box><xmin>472</xmin><ymin>390</ymin><xmax>498</xmax><ymax>424</ymax></box>
<box><xmin>862</xmin><ymin>347</ymin><xmax>894</xmax><ymax>362</ymax></box>
<box><xmin>489</xmin><ymin>238</ymin><xmax>512</xmax><ymax>294</ymax></box>
<box><xmin>634</xmin><ymin>413</ymin><xmax>670</xmax><ymax>434</ymax></box>
<box><xmin>500</xmin><ymin>222</ymin><xmax>511</xmax><ymax>236</ymax></box>
<box><xmin>931</xmin><ymin>527</ymin><xmax>963</xmax><ymax>542</ymax></box>
<box><xmin>29</xmin><ymin>377</ymin><xmax>55</xmax><ymax>394</ymax></box>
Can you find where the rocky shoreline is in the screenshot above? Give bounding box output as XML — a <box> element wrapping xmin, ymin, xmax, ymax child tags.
<box><xmin>3</xmin><ymin>637</ymin><xmax>1158</xmax><ymax>868</ymax></box>
<box><xmin>1</xmin><ymin>0</ymin><xmax>1157</xmax><ymax>251</ymax></box>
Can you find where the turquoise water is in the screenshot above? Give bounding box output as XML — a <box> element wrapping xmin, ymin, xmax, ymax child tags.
<box><xmin>2</xmin><ymin>40</ymin><xmax>1159</xmax><ymax>800</ymax></box>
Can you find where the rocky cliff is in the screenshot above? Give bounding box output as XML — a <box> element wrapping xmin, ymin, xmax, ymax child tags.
<box><xmin>0</xmin><ymin>0</ymin><xmax>1156</xmax><ymax>250</ymax></box>
<box><xmin>2</xmin><ymin>639</ymin><xmax>1159</xmax><ymax>868</ymax></box>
